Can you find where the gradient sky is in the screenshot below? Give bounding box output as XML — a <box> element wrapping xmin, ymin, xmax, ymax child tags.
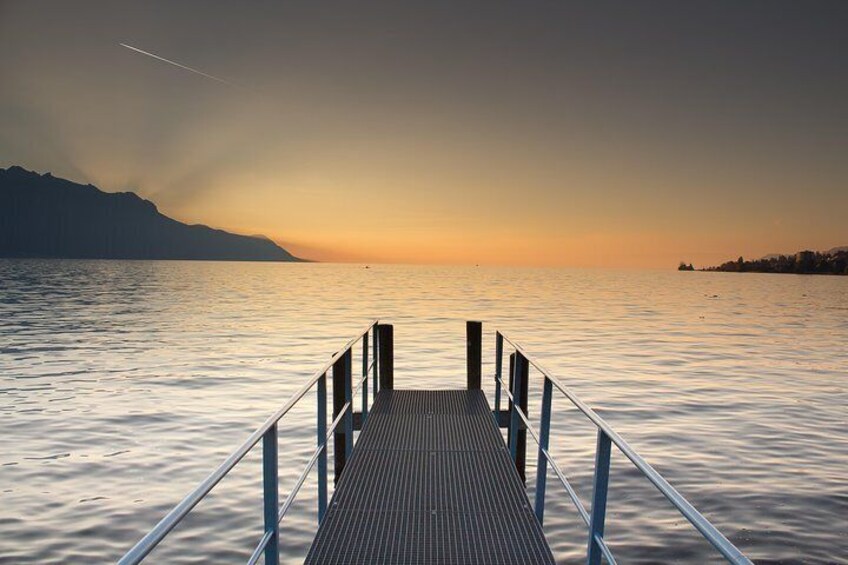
<box><xmin>1</xmin><ymin>1</ymin><xmax>846</xmax><ymax>267</ymax></box>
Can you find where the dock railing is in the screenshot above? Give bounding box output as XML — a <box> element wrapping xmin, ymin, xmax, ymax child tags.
<box><xmin>119</xmin><ymin>320</ymin><xmax>393</xmax><ymax>565</ymax></box>
<box><xmin>483</xmin><ymin>325</ymin><xmax>753</xmax><ymax>565</ymax></box>
<box><xmin>122</xmin><ymin>320</ymin><xmax>752</xmax><ymax>564</ymax></box>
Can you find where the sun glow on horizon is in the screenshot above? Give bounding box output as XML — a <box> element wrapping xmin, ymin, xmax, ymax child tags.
<box><xmin>1</xmin><ymin>3</ymin><xmax>845</xmax><ymax>267</ymax></box>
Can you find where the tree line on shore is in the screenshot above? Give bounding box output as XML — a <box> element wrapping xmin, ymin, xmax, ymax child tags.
<box><xmin>679</xmin><ymin>249</ymin><xmax>848</xmax><ymax>275</ymax></box>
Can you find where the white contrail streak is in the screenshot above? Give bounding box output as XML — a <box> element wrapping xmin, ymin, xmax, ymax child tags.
<box><xmin>120</xmin><ymin>43</ymin><xmax>237</xmax><ymax>86</ymax></box>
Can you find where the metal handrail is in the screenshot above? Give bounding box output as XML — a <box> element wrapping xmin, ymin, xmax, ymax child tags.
<box><xmin>119</xmin><ymin>320</ymin><xmax>379</xmax><ymax>565</ymax></box>
<box><xmin>250</xmin><ymin>371</ymin><xmax>370</xmax><ymax>563</ymax></box>
<box><xmin>496</xmin><ymin>330</ymin><xmax>752</xmax><ymax>565</ymax></box>
<box><xmin>497</xmin><ymin>374</ymin><xmax>616</xmax><ymax>563</ymax></box>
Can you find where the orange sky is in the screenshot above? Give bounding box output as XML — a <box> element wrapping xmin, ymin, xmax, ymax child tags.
<box><xmin>1</xmin><ymin>2</ymin><xmax>846</xmax><ymax>268</ymax></box>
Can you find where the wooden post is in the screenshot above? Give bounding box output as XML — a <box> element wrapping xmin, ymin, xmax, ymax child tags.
<box><xmin>466</xmin><ymin>321</ymin><xmax>482</xmax><ymax>389</ymax></box>
<box><xmin>332</xmin><ymin>352</ymin><xmax>348</xmax><ymax>482</ymax></box>
<box><xmin>494</xmin><ymin>332</ymin><xmax>503</xmax><ymax>412</ymax></box>
<box><xmin>377</xmin><ymin>324</ymin><xmax>393</xmax><ymax>390</ymax></box>
<box><xmin>508</xmin><ymin>353</ymin><xmax>520</xmax><ymax>461</ymax></box>
<box><xmin>508</xmin><ymin>353</ymin><xmax>529</xmax><ymax>483</ymax></box>
<box><xmin>362</xmin><ymin>332</ymin><xmax>369</xmax><ymax>422</ymax></box>
<box><xmin>343</xmin><ymin>349</ymin><xmax>353</xmax><ymax>462</ymax></box>
<box><xmin>507</xmin><ymin>352</ymin><xmax>515</xmax><ymax>447</ymax></box>
<box><xmin>372</xmin><ymin>326</ymin><xmax>379</xmax><ymax>396</ymax></box>
<box><xmin>316</xmin><ymin>373</ymin><xmax>328</xmax><ymax>523</ymax></box>
<box><xmin>517</xmin><ymin>354</ymin><xmax>529</xmax><ymax>483</ymax></box>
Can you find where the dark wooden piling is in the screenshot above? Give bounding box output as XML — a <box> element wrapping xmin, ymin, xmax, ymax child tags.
<box><xmin>511</xmin><ymin>353</ymin><xmax>529</xmax><ymax>483</ymax></box>
<box><xmin>377</xmin><ymin>324</ymin><xmax>393</xmax><ymax>390</ymax></box>
<box><xmin>332</xmin><ymin>350</ymin><xmax>353</xmax><ymax>482</ymax></box>
<box><xmin>507</xmin><ymin>352</ymin><xmax>515</xmax><ymax>445</ymax></box>
<box><xmin>467</xmin><ymin>321</ymin><xmax>482</xmax><ymax>389</ymax></box>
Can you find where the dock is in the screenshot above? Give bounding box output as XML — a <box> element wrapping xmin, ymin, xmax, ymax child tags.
<box><xmin>119</xmin><ymin>321</ymin><xmax>753</xmax><ymax>565</ymax></box>
<box><xmin>305</xmin><ymin>389</ymin><xmax>554</xmax><ymax>563</ymax></box>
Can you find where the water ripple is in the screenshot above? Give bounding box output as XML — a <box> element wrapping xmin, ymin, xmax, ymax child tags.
<box><xmin>0</xmin><ymin>260</ymin><xmax>846</xmax><ymax>563</ymax></box>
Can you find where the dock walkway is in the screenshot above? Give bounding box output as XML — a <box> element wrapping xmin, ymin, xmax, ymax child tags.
<box><xmin>119</xmin><ymin>321</ymin><xmax>753</xmax><ymax>565</ymax></box>
<box><xmin>305</xmin><ymin>389</ymin><xmax>555</xmax><ymax>564</ymax></box>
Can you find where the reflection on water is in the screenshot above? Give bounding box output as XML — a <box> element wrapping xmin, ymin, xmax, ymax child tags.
<box><xmin>0</xmin><ymin>260</ymin><xmax>846</xmax><ymax>564</ymax></box>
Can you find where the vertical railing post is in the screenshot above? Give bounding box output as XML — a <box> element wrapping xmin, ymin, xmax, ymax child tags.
<box><xmin>534</xmin><ymin>376</ymin><xmax>553</xmax><ymax>524</ymax></box>
<box><xmin>467</xmin><ymin>321</ymin><xmax>482</xmax><ymax>390</ymax></box>
<box><xmin>377</xmin><ymin>324</ymin><xmax>393</xmax><ymax>390</ymax></box>
<box><xmin>262</xmin><ymin>424</ymin><xmax>280</xmax><ymax>565</ymax></box>
<box><xmin>332</xmin><ymin>352</ymin><xmax>348</xmax><ymax>482</ymax></box>
<box><xmin>372</xmin><ymin>326</ymin><xmax>379</xmax><ymax>397</ymax></box>
<box><xmin>587</xmin><ymin>430</ymin><xmax>612</xmax><ymax>565</ymax></box>
<box><xmin>317</xmin><ymin>373</ymin><xmax>328</xmax><ymax>523</ymax></box>
<box><xmin>493</xmin><ymin>332</ymin><xmax>503</xmax><ymax>419</ymax></box>
<box><xmin>362</xmin><ymin>331</ymin><xmax>369</xmax><ymax>423</ymax></box>
<box><xmin>343</xmin><ymin>348</ymin><xmax>353</xmax><ymax>462</ymax></box>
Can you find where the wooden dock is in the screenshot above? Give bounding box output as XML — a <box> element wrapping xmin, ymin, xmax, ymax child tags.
<box><xmin>305</xmin><ymin>389</ymin><xmax>555</xmax><ymax>564</ymax></box>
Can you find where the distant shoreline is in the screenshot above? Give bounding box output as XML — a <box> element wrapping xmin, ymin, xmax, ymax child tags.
<box><xmin>1</xmin><ymin>166</ymin><xmax>303</xmax><ymax>262</ymax></box>
<box><xmin>0</xmin><ymin>256</ymin><xmax>313</xmax><ymax>263</ymax></box>
<box><xmin>679</xmin><ymin>249</ymin><xmax>848</xmax><ymax>275</ymax></box>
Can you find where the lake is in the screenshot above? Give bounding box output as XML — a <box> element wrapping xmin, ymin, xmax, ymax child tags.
<box><xmin>1</xmin><ymin>260</ymin><xmax>846</xmax><ymax>564</ymax></box>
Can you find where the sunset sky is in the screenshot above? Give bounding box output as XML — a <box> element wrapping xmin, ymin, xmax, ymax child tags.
<box><xmin>1</xmin><ymin>1</ymin><xmax>846</xmax><ymax>267</ymax></box>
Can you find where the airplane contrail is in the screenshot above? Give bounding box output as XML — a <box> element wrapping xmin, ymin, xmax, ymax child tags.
<box><xmin>120</xmin><ymin>43</ymin><xmax>237</xmax><ymax>87</ymax></box>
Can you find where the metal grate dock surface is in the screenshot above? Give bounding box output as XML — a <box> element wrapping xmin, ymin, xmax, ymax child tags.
<box><xmin>305</xmin><ymin>389</ymin><xmax>555</xmax><ymax>564</ymax></box>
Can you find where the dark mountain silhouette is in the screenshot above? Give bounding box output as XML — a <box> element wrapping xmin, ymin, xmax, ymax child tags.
<box><xmin>0</xmin><ymin>166</ymin><xmax>300</xmax><ymax>261</ymax></box>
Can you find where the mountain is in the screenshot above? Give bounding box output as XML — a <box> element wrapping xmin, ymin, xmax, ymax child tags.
<box><xmin>0</xmin><ymin>166</ymin><xmax>300</xmax><ymax>261</ymax></box>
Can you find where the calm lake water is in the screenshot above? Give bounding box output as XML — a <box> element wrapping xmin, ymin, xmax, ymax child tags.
<box><xmin>1</xmin><ymin>260</ymin><xmax>846</xmax><ymax>564</ymax></box>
